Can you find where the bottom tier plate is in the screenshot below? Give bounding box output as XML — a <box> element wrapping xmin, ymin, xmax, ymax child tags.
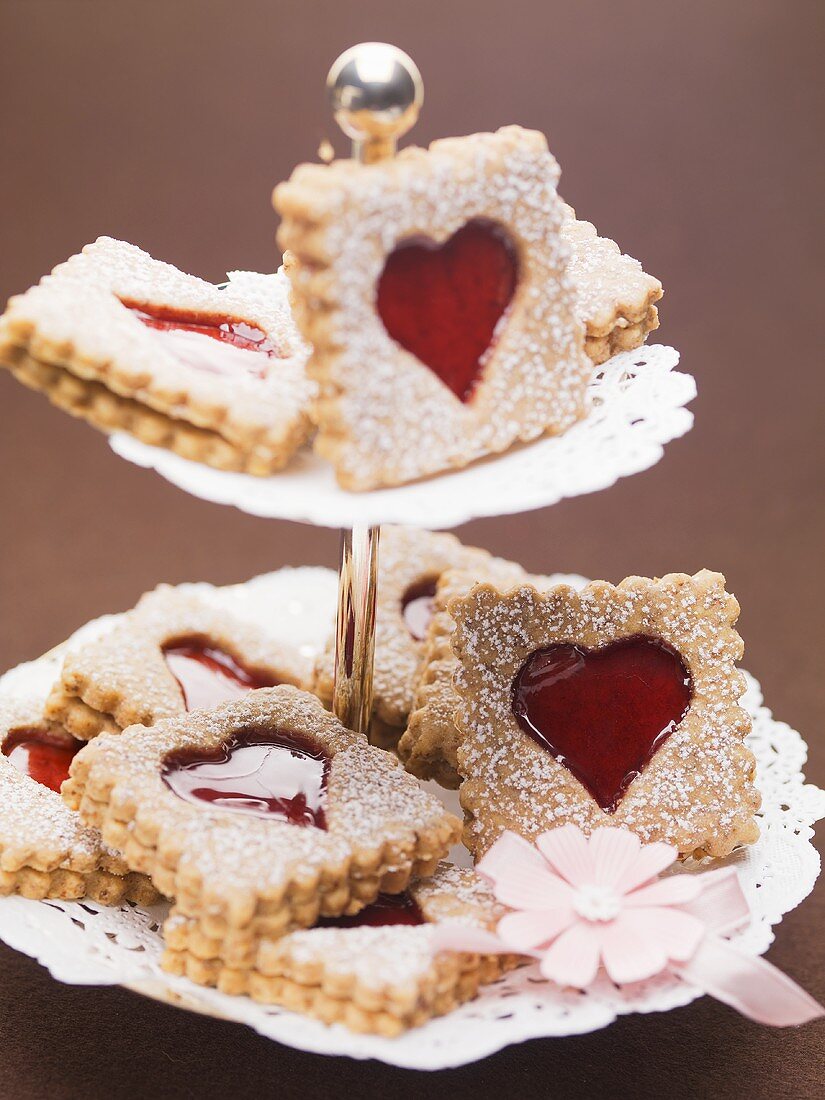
<box><xmin>0</xmin><ymin>567</ymin><xmax>822</xmax><ymax>1069</ymax></box>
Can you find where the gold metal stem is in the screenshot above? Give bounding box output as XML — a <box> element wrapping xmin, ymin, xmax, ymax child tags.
<box><xmin>330</xmin><ymin>117</ymin><xmax>388</xmax><ymax>738</ymax></box>
<box><xmin>353</xmin><ymin>135</ymin><xmax>397</xmax><ymax>164</ymax></box>
<box><xmin>333</xmin><ymin>524</ymin><xmax>380</xmax><ymax>734</ymax></box>
<box><xmin>327</xmin><ymin>43</ymin><xmax>424</xmax><ymax>734</ymax></box>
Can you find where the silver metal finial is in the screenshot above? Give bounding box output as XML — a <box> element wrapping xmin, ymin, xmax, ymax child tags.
<box><xmin>327</xmin><ymin>42</ymin><xmax>423</xmax><ymax>163</ymax></box>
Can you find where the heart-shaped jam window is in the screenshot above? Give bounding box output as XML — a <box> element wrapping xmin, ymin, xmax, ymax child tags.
<box><xmin>3</xmin><ymin>728</ymin><xmax>82</xmax><ymax>793</ymax></box>
<box><xmin>401</xmin><ymin>579</ymin><xmax>438</xmax><ymax>642</ymax></box>
<box><xmin>124</xmin><ymin>301</ymin><xmax>279</xmax><ymax>378</ymax></box>
<box><xmin>163</xmin><ymin>640</ymin><xmax>278</xmax><ymax>712</ymax></box>
<box><xmin>376</xmin><ymin>220</ymin><xmax>518</xmax><ymax>403</ymax></box>
<box><xmin>511</xmin><ymin>635</ymin><xmax>692</xmax><ymax>813</ymax></box>
<box><xmin>162</xmin><ymin>729</ymin><xmax>329</xmax><ymax>827</ymax></box>
<box><xmin>319</xmin><ymin>891</ymin><xmax>424</xmax><ymax>930</ymax></box>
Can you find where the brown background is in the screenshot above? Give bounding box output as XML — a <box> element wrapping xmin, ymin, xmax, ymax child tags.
<box><xmin>1</xmin><ymin>2</ymin><xmax>823</xmax><ymax>1097</ymax></box>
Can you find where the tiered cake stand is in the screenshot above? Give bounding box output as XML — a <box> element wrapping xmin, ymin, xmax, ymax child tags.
<box><xmin>112</xmin><ymin>42</ymin><xmax>698</xmax><ymax>740</ymax></box>
<box><xmin>113</xmin><ymin>41</ymin><xmax>698</xmax><ymax>741</ymax></box>
<box><xmin>0</xmin><ymin>44</ymin><xmax>821</xmax><ymax>1071</ymax></box>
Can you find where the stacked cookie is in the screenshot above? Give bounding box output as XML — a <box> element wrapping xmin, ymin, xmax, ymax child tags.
<box><xmin>0</xmin><ymin>238</ymin><xmax>314</xmax><ymax>476</ymax></box>
<box><xmin>162</xmin><ymin>864</ymin><xmax>509</xmax><ymax>1036</ymax></box>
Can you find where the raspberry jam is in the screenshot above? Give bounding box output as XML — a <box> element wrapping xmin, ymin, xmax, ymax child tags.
<box><xmin>125</xmin><ymin>302</ymin><xmax>279</xmax><ymax>378</ymax></box>
<box><xmin>162</xmin><ymin>729</ymin><xmax>328</xmax><ymax>827</ymax></box>
<box><xmin>163</xmin><ymin>641</ymin><xmax>276</xmax><ymax>712</ymax></box>
<box><xmin>376</xmin><ymin>220</ymin><xmax>518</xmax><ymax>402</ymax></box>
<box><xmin>3</xmin><ymin>728</ymin><xmax>82</xmax><ymax>793</ymax></box>
<box><xmin>511</xmin><ymin>635</ymin><xmax>692</xmax><ymax>813</ymax></box>
<box><xmin>319</xmin><ymin>891</ymin><xmax>424</xmax><ymax>929</ymax></box>
<box><xmin>401</xmin><ymin>579</ymin><xmax>438</xmax><ymax>642</ymax></box>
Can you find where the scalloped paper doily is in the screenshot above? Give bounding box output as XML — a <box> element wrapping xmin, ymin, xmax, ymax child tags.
<box><xmin>0</xmin><ymin>568</ymin><xmax>821</xmax><ymax>1070</ymax></box>
<box><xmin>110</xmin><ymin>345</ymin><xmax>694</xmax><ymax>528</ymax></box>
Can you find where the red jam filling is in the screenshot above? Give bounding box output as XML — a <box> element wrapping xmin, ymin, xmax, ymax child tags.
<box><xmin>162</xmin><ymin>729</ymin><xmax>329</xmax><ymax>827</ymax></box>
<box><xmin>163</xmin><ymin>641</ymin><xmax>277</xmax><ymax>712</ymax></box>
<box><xmin>319</xmin><ymin>891</ymin><xmax>424</xmax><ymax>929</ymax></box>
<box><xmin>2</xmin><ymin>728</ymin><xmax>82</xmax><ymax>793</ymax></box>
<box><xmin>511</xmin><ymin>635</ymin><xmax>692</xmax><ymax>813</ymax></box>
<box><xmin>401</xmin><ymin>579</ymin><xmax>438</xmax><ymax>642</ymax></box>
<box><xmin>124</xmin><ymin>301</ymin><xmax>279</xmax><ymax>378</ymax></box>
<box><xmin>376</xmin><ymin>220</ymin><xmax>518</xmax><ymax>402</ymax></box>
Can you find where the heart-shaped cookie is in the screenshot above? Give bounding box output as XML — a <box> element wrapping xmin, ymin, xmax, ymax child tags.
<box><xmin>512</xmin><ymin>636</ymin><xmax>692</xmax><ymax>813</ymax></box>
<box><xmin>376</xmin><ymin>221</ymin><xmax>518</xmax><ymax>402</ymax></box>
<box><xmin>65</xmin><ymin>686</ymin><xmax>460</xmax><ymax>942</ymax></box>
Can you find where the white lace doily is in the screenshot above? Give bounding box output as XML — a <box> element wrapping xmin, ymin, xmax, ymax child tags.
<box><xmin>0</xmin><ymin>569</ymin><xmax>821</xmax><ymax>1070</ymax></box>
<box><xmin>110</xmin><ymin>345</ymin><xmax>694</xmax><ymax>529</ymax></box>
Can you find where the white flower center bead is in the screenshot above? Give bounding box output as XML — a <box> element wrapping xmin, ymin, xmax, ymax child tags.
<box><xmin>573</xmin><ymin>884</ymin><xmax>622</xmax><ymax>922</ymax></box>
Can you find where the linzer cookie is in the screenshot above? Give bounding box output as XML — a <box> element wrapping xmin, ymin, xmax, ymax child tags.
<box><xmin>163</xmin><ymin>863</ymin><xmax>513</xmax><ymax>1036</ymax></box>
<box><xmin>47</xmin><ymin>583</ymin><xmax>310</xmax><ymax>740</ymax></box>
<box><xmin>64</xmin><ymin>686</ymin><xmax>460</xmax><ymax>953</ymax></box>
<box><xmin>0</xmin><ymin>672</ymin><xmax>158</xmax><ymax>905</ymax></box>
<box><xmin>314</xmin><ymin>527</ymin><xmax>496</xmax><ymax>748</ymax></box>
<box><xmin>399</xmin><ymin>558</ymin><xmax>530</xmax><ymax>787</ymax></box>
<box><xmin>560</xmin><ymin>204</ymin><xmax>663</xmax><ymax>365</ymax></box>
<box><xmin>276</xmin><ymin>126</ymin><xmax>591</xmax><ymax>489</ymax></box>
<box><xmin>449</xmin><ymin>571</ymin><xmax>760</xmax><ymax>859</ymax></box>
<box><xmin>0</xmin><ymin>237</ymin><xmax>314</xmax><ymax>474</ymax></box>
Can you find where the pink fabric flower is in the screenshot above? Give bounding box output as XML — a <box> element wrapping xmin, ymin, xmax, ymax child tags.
<box><xmin>479</xmin><ymin>825</ymin><xmax>704</xmax><ymax>987</ymax></box>
<box><xmin>433</xmin><ymin>825</ymin><xmax>823</xmax><ymax>1027</ymax></box>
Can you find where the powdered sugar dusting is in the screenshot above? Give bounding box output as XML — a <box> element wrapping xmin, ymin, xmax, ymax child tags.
<box><xmin>0</xmin><ymin>755</ymin><xmax>106</xmax><ymax>870</ymax></box>
<box><xmin>276</xmin><ymin>924</ymin><xmax>436</xmax><ymax>989</ymax></box>
<box><xmin>0</xmin><ymin>620</ymin><xmax>821</xmax><ymax>1066</ymax></box>
<box><xmin>560</xmin><ymin>205</ymin><xmax>662</xmax><ymax>335</ymax></box>
<box><xmin>53</xmin><ymin>568</ymin><xmax>337</xmax><ymax>733</ymax></box>
<box><xmin>109</xmin><ymin>343</ymin><xmax>693</xmax><ymax>528</ymax></box>
<box><xmin>254</xmin><ymin>864</ymin><xmax>502</xmax><ymax>990</ymax></box>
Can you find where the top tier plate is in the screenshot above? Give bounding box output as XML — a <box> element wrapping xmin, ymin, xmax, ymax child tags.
<box><xmin>110</xmin><ymin>345</ymin><xmax>693</xmax><ymax>529</ymax></box>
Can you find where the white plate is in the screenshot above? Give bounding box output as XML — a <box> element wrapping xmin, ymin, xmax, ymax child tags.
<box><xmin>111</xmin><ymin>345</ymin><xmax>693</xmax><ymax>528</ymax></box>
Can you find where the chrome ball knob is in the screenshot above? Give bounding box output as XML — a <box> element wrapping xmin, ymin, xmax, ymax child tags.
<box><xmin>327</xmin><ymin>42</ymin><xmax>423</xmax><ymax>159</ymax></box>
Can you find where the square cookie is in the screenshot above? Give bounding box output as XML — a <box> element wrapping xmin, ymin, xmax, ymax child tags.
<box><xmin>276</xmin><ymin>126</ymin><xmax>591</xmax><ymax>489</ymax></box>
<box><xmin>449</xmin><ymin>571</ymin><xmax>760</xmax><ymax>859</ymax></box>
